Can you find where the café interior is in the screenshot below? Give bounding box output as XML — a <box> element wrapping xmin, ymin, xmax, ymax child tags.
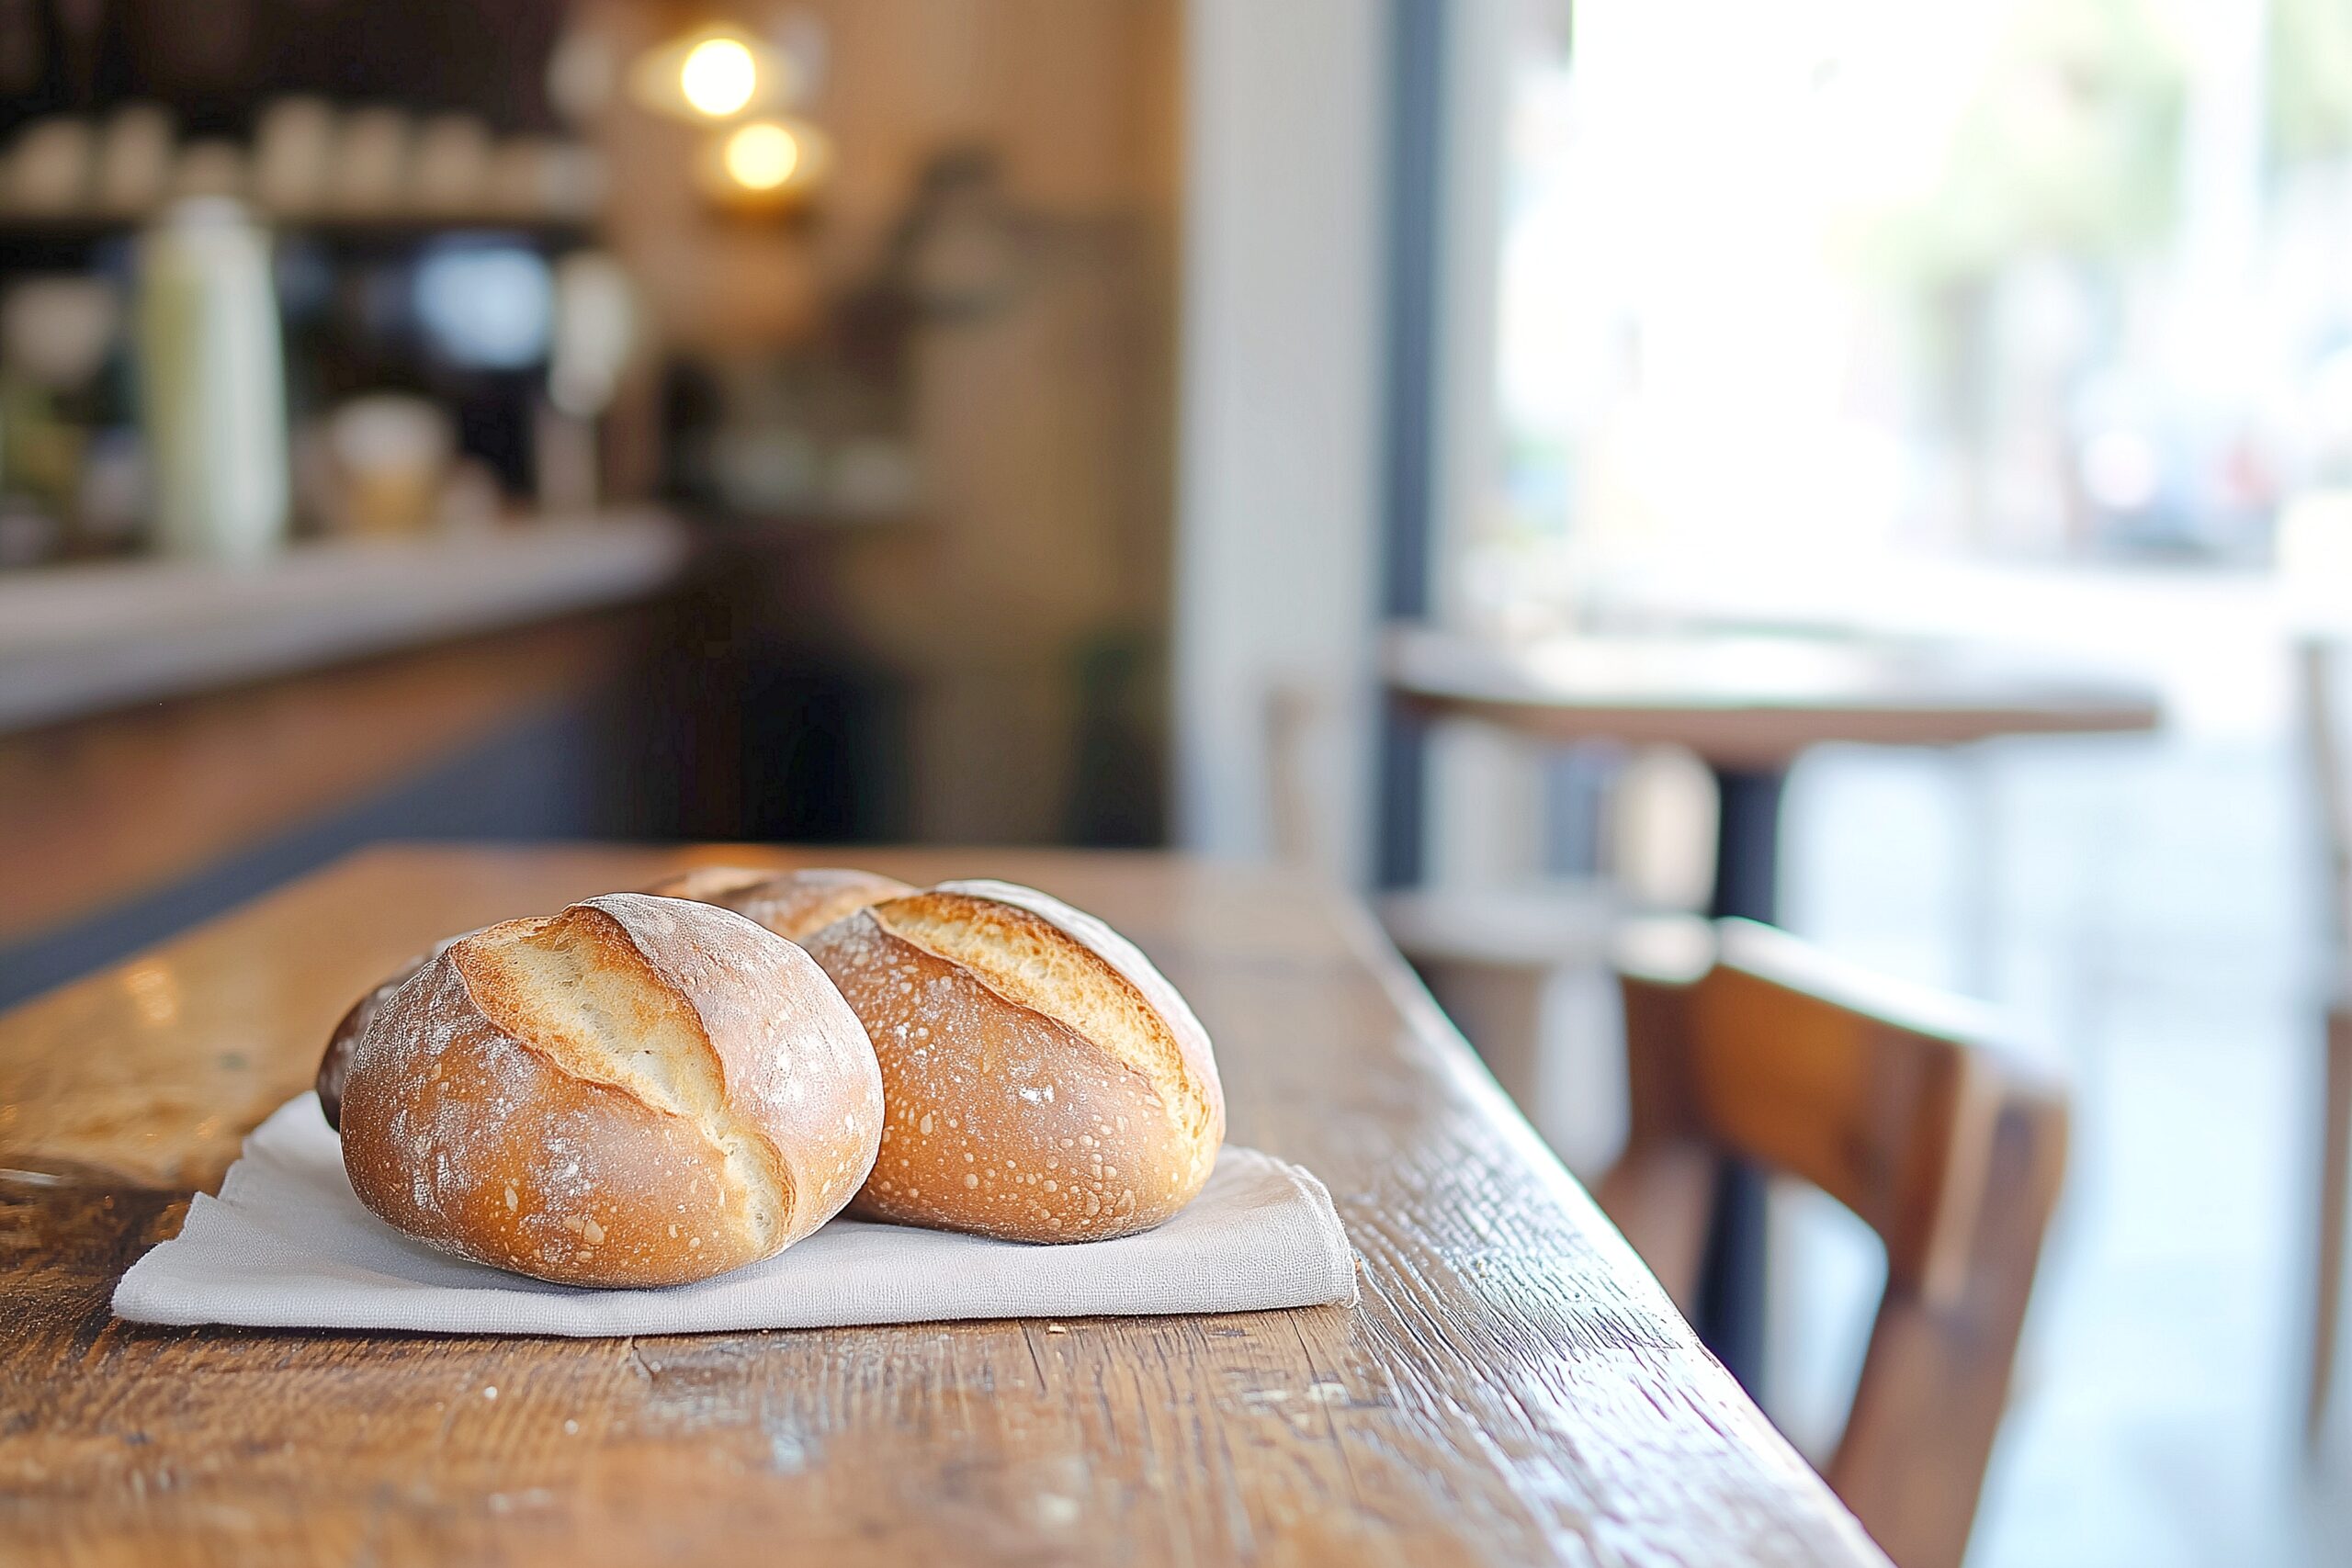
<box><xmin>3</xmin><ymin>2</ymin><xmax>2351</xmax><ymax>1565</ymax></box>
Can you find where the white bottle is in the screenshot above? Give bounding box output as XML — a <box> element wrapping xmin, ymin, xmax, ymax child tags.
<box><xmin>137</xmin><ymin>197</ymin><xmax>288</xmax><ymax>565</ymax></box>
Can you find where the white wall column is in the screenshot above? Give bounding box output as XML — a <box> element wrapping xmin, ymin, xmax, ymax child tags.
<box><xmin>1171</xmin><ymin>0</ymin><xmax>1387</xmax><ymax>876</ymax></box>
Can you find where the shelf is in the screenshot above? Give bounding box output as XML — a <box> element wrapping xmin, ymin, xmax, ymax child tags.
<box><xmin>0</xmin><ymin>210</ymin><xmax>596</xmax><ymax>249</ymax></box>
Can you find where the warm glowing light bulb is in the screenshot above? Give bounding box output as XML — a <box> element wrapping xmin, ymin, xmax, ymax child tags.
<box><xmin>723</xmin><ymin>121</ymin><xmax>799</xmax><ymax>190</ymax></box>
<box><xmin>679</xmin><ymin>38</ymin><xmax>756</xmax><ymax>118</ymax></box>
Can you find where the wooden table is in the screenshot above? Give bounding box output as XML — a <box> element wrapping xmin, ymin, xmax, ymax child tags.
<box><xmin>1384</xmin><ymin>622</ymin><xmax>2164</xmax><ymax>1386</ymax></box>
<box><xmin>0</xmin><ymin>845</ymin><xmax>1888</xmax><ymax>1567</ymax></box>
<box><xmin>1384</xmin><ymin>622</ymin><xmax>2165</xmax><ymax>765</ymax></box>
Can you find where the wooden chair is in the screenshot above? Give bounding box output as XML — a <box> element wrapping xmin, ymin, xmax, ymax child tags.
<box><xmin>2296</xmin><ymin>637</ymin><xmax>2352</xmax><ymax>1447</ymax></box>
<box><xmin>1599</xmin><ymin>918</ymin><xmax>2069</xmax><ymax>1568</ymax></box>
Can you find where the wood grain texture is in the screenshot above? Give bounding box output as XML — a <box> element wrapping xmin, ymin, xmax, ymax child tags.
<box><xmin>1600</xmin><ymin>919</ymin><xmax>2068</xmax><ymax>1568</ymax></box>
<box><xmin>1386</xmin><ymin>623</ymin><xmax>2162</xmax><ymax>768</ymax></box>
<box><xmin>0</xmin><ymin>847</ymin><xmax>1888</xmax><ymax>1567</ymax></box>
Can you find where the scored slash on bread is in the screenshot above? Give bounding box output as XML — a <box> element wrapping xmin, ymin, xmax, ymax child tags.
<box><xmin>339</xmin><ymin>895</ymin><xmax>882</xmax><ymax>1289</ymax></box>
<box><xmin>317</xmin><ymin>866</ymin><xmax>913</xmax><ymax>1128</ymax></box>
<box><xmin>800</xmin><ymin>879</ymin><xmax>1225</xmax><ymax>1244</ymax></box>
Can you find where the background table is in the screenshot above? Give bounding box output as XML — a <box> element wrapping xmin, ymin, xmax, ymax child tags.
<box><xmin>1384</xmin><ymin>623</ymin><xmax>2164</xmax><ymax>1387</ymax></box>
<box><xmin>0</xmin><ymin>845</ymin><xmax>1886</xmax><ymax>1567</ymax></box>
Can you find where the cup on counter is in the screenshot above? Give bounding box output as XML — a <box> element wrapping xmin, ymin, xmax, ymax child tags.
<box><xmin>410</xmin><ymin>114</ymin><xmax>492</xmax><ymax>217</ymax></box>
<box><xmin>171</xmin><ymin>140</ymin><xmax>246</xmax><ymax>200</ymax></box>
<box><xmin>541</xmin><ymin>142</ymin><xmax>605</xmax><ymax>220</ymax></box>
<box><xmin>3</xmin><ymin>276</ymin><xmax>119</xmax><ymax>390</ymax></box>
<box><xmin>334</xmin><ymin>107</ymin><xmax>412</xmax><ymax>218</ymax></box>
<box><xmin>253</xmin><ymin>96</ymin><xmax>335</xmax><ymax>218</ymax></box>
<box><xmin>487</xmin><ymin>137</ymin><xmax>603</xmax><ymax>221</ymax></box>
<box><xmin>1</xmin><ymin>276</ymin><xmax>119</xmax><ymax>547</ymax></box>
<box><xmin>9</xmin><ymin>117</ymin><xmax>93</xmax><ymax>213</ymax></box>
<box><xmin>325</xmin><ymin>394</ymin><xmax>454</xmax><ymax>537</ymax></box>
<box><xmin>95</xmin><ymin>103</ymin><xmax>175</xmax><ymax>218</ymax></box>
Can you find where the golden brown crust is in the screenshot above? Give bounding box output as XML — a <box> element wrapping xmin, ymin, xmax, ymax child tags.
<box><xmin>635</xmin><ymin>864</ymin><xmax>779</xmax><ymax>904</ymax></box>
<box><xmin>929</xmin><ymin>879</ymin><xmax>1226</xmax><ymax>1152</ymax></box>
<box><xmin>632</xmin><ymin>865</ymin><xmax>912</xmax><ymax>941</ymax></box>
<box><xmin>800</xmin><ymin>885</ymin><xmax>1224</xmax><ymax>1243</ymax></box>
<box><xmin>316</xmin><ymin>953</ymin><xmax>426</xmax><ymax>1132</ymax></box>
<box><xmin>319</xmin><ymin>930</ymin><xmax>484</xmax><ymax>1131</ymax></box>
<box><xmin>583</xmin><ymin>894</ymin><xmax>881</xmax><ymax>1229</ymax></box>
<box><xmin>318</xmin><ymin>867</ymin><xmax>765</xmax><ymax>1130</ymax></box>
<box><xmin>317</xmin><ymin>869</ymin><xmax>906</xmax><ymax>1130</ymax></box>
<box><xmin>722</xmin><ymin>868</ymin><xmax>917</xmax><ymax>942</ymax></box>
<box><xmin>338</xmin><ymin>895</ymin><xmax>882</xmax><ymax>1288</ymax></box>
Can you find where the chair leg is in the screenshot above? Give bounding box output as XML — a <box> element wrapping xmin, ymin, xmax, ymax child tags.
<box><xmin>2312</xmin><ymin>1011</ymin><xmax>2352</xmax><ymax>1449</ymax></box>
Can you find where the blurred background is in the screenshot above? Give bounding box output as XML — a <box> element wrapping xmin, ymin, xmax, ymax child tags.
<box><xmin>3</xmin><ymin>0</ymin><xmax>2351</xmax><ymax>1562</ymax></box>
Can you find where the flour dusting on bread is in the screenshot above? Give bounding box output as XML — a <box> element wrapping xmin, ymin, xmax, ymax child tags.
<box><xmin>803</xmin><ymin>882</ymin><xmax>1224</xmax><ymax>1243</ymax></box>
<box><xmin>338</xmin><ymin>896</ymin><xmax>881</xmax><ymax>1288</ymax></box>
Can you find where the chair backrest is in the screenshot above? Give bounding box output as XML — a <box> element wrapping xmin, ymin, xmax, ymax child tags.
<box><xmin>1599</xmin><ymin>919</ymin><xmax>2068</xmax><ymax>1568</ymax></box>
<box><xmin>2293</xmin><ymin>637</ymin><xmax>2352</xmax><ymax>1444</ymax></box>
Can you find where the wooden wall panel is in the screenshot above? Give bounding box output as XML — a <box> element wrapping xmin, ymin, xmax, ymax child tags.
<box><xmin>0</xmin><ymin>615</ymin><xmax>638</xmax><ymax>949</ymax></box>
<box><xmin>590</xmin><ymin>0</ymin><xmax>1182</xmax><ymax>844</ymax></box>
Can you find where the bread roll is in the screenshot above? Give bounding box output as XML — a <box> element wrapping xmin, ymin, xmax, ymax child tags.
<box><xmin>316</xmin><ymin>868</ymin><xmax>907</xmax><ymax>1128</ymax></box>
<box><xmin>320</xmin><ymin>874</ymin><xmax>768</xmax><ymax>1126</ymax></box>
<box><xmin>317</xmin><ymin>949</ymin><xmax>431</xmax><ymax>1133</ymax></box>
<box><xmin>339</xmin><ymin>894</ymin><xmax>883</xmax><ymax>1287</ymax></box>
<box><xmin>724</xmin><ymin>867</ymin><xmax>916</xmax><ymax>942</ymax></box>
<box><xmin>800</xmin><ymin>879</ymin><xmax>1224</xmax><ymax>1242</ymax></box>
<box><xmin>636</xmin><ymin>864</ymin><xmax>778</xmax><ymax>904</ymax></box>
<box><xmin>640</xmin><ymin>863</ymin><xmax>914</xmax><ymax>940</ymax></box>
<box><xmin>322</xmin><ymin>925</ymin><xmax>506</xmax><ymax>1131</ymax></box>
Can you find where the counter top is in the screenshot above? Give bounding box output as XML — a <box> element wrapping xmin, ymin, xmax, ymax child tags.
<box><xmin>0</xmin><ymin>844</ymin><xmax>1888</xmax><ymax>1568</ymax></box>
<box><xmin>0</xmin><ymin>512</ymin><xmax>692</xmax><ymax>735</ymax></box>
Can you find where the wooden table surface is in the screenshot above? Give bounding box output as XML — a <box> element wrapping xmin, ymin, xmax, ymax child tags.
<box><xmin>1385</xmin><ymin>622</ymin><xmax>2164</xmax><ymax>766</ymax></box>
<box><xmin>0</xmin><ymin>845</ymin><xmax>1887</xmax><ymax>1567</ymax></box>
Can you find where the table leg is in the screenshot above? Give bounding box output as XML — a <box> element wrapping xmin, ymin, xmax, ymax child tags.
<box><xmin>1376</xmin><ymin>698</ymin><xmax>1430</xmax><ymax>889</ymax></box>
<box><xmin>1696</xmin><ymin>764</ymin><xmax>1787</xmax><ymax>1394</ymax></box>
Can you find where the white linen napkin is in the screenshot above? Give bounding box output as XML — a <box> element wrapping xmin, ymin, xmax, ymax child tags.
<box><xmin>112</xmin><ymin>1095</ymin><xmax>1357</xmax><ymax>1336</ymax></box>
